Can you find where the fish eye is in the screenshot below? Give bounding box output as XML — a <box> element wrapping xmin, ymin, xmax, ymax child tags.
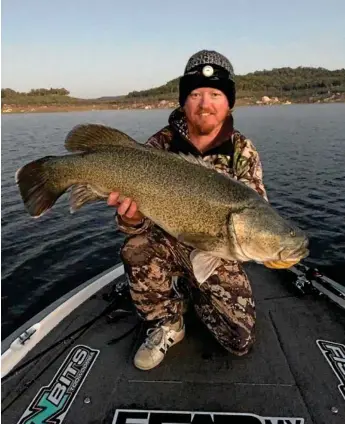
<box><xmin>290</xmin><ymin>229</ymin><xmax>296</xmax><ymax>237</ymax></box>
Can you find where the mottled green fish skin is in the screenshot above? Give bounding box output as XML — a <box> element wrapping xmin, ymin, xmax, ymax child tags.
<box><xmin>38</xmin><ymin>146</ymin><xmax>240</xmax><ymax>237</ymax></box>
<box><xmin>16</xmin><ymin>124</ymin><xmax>309</xmax><ymax>264</ymax></box>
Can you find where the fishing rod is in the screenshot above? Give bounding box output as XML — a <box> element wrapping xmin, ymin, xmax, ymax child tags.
<box><xmin>287</xmin><ymin>263</ymin><xmax>345</xmax><ymax>311</ymax></box>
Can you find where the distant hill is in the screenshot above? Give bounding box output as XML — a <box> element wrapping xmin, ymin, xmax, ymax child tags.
<box><xmin>2</xmin><ymin>67</ymin><xmax>345</xmax><ymax>110</ymax></box>
<box><xmin>94</xmin><ymin>95</ymin><xmax>125</xmax><ymax>102</ymax></box>
<box><xmin>124</xmin><ymin>66</ymin><xmax>345</xmax><ymax>103</ymax></box>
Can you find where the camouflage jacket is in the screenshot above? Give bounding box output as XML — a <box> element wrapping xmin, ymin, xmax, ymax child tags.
<box><xmin>116</xmin><ymin>108</ymin><xmax>268</xmax><ymax>235</ymax></box>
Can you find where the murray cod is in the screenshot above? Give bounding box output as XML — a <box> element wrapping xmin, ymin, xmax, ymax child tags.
<box><xmin>15</xmin><ymin>124</ymin><xmax>309</xmax><ymax>284</ymax></box>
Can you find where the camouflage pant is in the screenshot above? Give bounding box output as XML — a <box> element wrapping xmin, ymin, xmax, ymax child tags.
<box><xmin>120</xmin><ymin>227</ymin><xmax>256</xmax><ymax>356</ymax></box>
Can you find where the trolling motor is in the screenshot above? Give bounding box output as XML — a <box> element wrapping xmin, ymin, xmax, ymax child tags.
<box><xmin>287</xmin><ymin>263</ymin><xmax>345</xmax><ymax>311</ymax></box>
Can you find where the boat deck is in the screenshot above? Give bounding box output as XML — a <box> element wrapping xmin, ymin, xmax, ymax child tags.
<box><xmin>2</xmin><ymin>263</ymin><xmax>345</xmax><ymax>424</ymax></box>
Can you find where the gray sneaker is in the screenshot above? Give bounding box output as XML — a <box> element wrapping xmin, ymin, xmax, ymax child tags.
<box><xmin>134</xmin><ymin>319</ymin><xmax>185</xmax><ymax>370</ymax></box>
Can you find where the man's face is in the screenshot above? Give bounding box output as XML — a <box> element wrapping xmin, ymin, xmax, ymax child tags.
<box><xmin>183</xmin><ymin>87</ymin><xmax>229</xmax><ymax>135</ymax></box>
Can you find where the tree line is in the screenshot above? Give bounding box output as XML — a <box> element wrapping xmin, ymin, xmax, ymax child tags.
<box><xmin>2</xmin><ymin>67</ymin><xmax>345</xmax><ymax>105</ymax></box>
<box><xmin>126</xmin><ymin>67</ymin><xmax>345</xmax><ymax>100</ymax></box>
<box><xmin>1</xmin><ymin>87</ymin><xmax>70</xmax><ymax>98</ymax></box>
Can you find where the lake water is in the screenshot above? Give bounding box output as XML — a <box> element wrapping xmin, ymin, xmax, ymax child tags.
<box><xmin>1</xmin><ymin>104</ymin><xmax>345</xmax><ymax>339</ymax></box>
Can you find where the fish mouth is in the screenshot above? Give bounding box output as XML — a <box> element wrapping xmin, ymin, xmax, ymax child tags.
<box><xmin>279</xmin><ymin>239</ymin><xmax>309</xmax><ymax>262</ymax></box>
<box><xmin>263</xmin><ymin>242</ymin><xmax>309</xmax><ymax>269</ymax></box>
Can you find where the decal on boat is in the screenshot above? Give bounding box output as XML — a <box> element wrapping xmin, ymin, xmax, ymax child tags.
<box><xmin>112</xmin><ymin>410</ymin><xmax>305</xmax><ymax>424</ymax></box>
<box><xmin>317</xmin><ymin>339</ymin><xmax>345</xmax><ymax>401</ymax></box>
<box><xmin>17</xmin><ymin>345</ymin><xmax>100</xmax><ymax>424</ymax></box>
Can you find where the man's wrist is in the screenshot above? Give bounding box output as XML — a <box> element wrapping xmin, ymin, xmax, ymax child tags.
<box><xmin>119</xmin><ymin>214</ymin><xmax>144</xmax><ymax>227</ymax></box>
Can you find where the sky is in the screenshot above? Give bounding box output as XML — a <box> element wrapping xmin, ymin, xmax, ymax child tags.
<box><xmin>1</xmin><ymin>0</ymin><xmax>345</xmax><ymax>98</ymax></box>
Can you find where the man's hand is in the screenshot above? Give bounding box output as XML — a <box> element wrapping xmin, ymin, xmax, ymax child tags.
<box><xmin>108</xmin><ymin>192</ymin><xmax>144</xmax><ymax>226</ymax></box>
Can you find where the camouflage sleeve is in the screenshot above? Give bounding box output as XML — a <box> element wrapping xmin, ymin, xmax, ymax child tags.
<box><xmin>233</xmin><ymin>134</ymin><xmax>268</xmax><ymax>201</ymax></box>
<box><xmin>115</xmin><ymin>126</ymin><xmax>173</xmax><ymax>235</ymax></box>
<box><xmin>144</xmin><ymin>126</ymin><xmax>173</xmax><ymax>150</ymax></box>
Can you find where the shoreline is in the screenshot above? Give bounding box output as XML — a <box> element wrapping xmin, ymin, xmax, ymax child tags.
<box><xmin>2</xmin><ymin>98</ymin><xmax>344</xmax><ymax>115</ymax></box>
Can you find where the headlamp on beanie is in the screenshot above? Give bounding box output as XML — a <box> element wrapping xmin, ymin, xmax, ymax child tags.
<box><xmin>179</xmin><ymin>50</ymin><xmax>236</xmax><ymax>109</ymax></box>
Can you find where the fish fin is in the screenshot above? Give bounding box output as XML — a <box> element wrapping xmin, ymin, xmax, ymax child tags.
<box><xmin>190</xmin><ymin>250</ymin><xmax>223</xmax><ymax>284</ymax></box>
<box><xmin>177</xmin><ymin>232</ymin><xmax>220</xmax><ymax>250</ymax></box>
<box><xmin>15</xmin><ymin>157</ymin><xmax>67</xmax><ymax>218</ymax></box>
<box><xmin>69</xmin><ymin>184</ymin><xmax>105</xmax><ymax>213</ymax></box>
<box><xmin>177</xmin><ymin>153</ymin><xmax>215</xmax><ymax>170</ymax></box>
<box><xmin>64</xmin><ymin>124</ymin><xmax>138</xmax><ymax>152</ymax></box>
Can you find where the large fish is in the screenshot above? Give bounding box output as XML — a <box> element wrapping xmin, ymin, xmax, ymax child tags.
<box><xmin>15</xmin><ymin>124</ymin><xmax>309</xmax><ymax>283</ymax></box>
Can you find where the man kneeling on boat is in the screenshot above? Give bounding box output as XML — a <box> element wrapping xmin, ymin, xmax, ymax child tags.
<box><xmin>108</xmin><ymin>50</ymin><xmax>268</xmax><ymax>370</ymax></box>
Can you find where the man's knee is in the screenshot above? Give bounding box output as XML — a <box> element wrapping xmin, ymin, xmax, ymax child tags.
<box><xmin>227</xmin><ymin>328</ymin><xmax>255</xmax><ymax>356</ymax></box>
<box><xmin>214</xmin><ymin>316</ymin><xmax>256</xmax><ymax>356</ymax></box>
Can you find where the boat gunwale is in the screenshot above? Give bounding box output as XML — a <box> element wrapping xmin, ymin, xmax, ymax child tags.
<box><xmin>1</xmin><ymin>262</ymin><xmax>125</xmax><ymax>376</ymax></box>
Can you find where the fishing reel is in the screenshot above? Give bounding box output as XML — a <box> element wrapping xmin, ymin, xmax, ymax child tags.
<box><xmin>288</xmin><ymin>263</ymin><xmax>345</xmax><ymax>310</ymax></box>
<box><xmin>293</xmin><ymin>275</ymin><xmax>312</xmax><ymax>293</ymax></box>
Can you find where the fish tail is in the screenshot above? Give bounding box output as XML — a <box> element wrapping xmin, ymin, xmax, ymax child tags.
<box><xmin>15</xmin><ymin>156</ymin><xmax>69</xmax><ymax>218</ymax></box>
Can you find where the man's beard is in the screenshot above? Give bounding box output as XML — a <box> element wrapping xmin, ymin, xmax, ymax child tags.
<box><xmin>193</xmin><ymin>110</ymin><xmax>218</xmax><ymax>135</ymax></box>
<box><xmin>194</xmin><ymin>121</ymin><xmax>217</xmax><ymax>135</ymax></box>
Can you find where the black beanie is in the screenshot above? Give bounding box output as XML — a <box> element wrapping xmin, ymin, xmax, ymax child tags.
<box><xmin>179</xmin><ymin>50</ymin><xmax>236</xmax><ymax>109</ymax></box>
